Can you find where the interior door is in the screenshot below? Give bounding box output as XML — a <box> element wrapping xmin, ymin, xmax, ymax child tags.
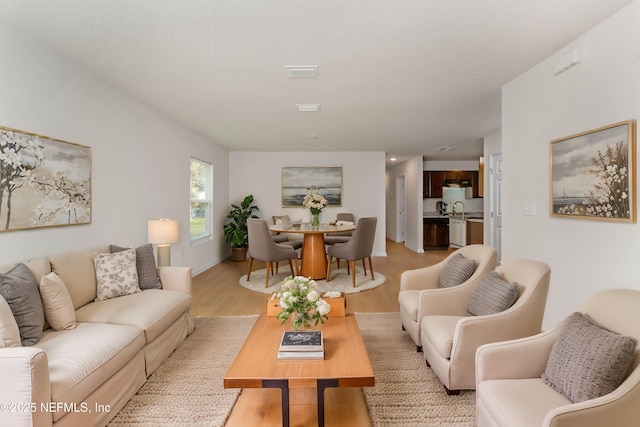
<box><xmin>490</xmin><ymin>153</ymin><xmax>503</xmax><ymax>262</ymax></box>
<box><xmin>396</xmin><ymin>175</ymin><xmax>405</xmax><ymax>242</ymax></box>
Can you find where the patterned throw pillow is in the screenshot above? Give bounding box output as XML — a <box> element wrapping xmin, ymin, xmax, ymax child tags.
<box><xmin>542</xmin><ymin>312</ymin><xmax>637</xmax><ymax>403</ymax></box>
<box><xmin>0</xmin><ymin>263</ymin><xmax>45</xmax><ymax>346</ymax></box>
<box><xmin>111</xmin><ymin>244</ymin><xmax>162</xmax><ymax>290</ymax></box>
<box><xmin>39</xmin><ymin>272</ymin><xmax>76</xmax><ymax>330</ymax></box>
<box><xmin>94</xmin><ymin>249</ymin><xmax>141</xmax><ymax>301</ymax></box>
<box><xmin>439</xmin><ymin>253</ymin><xmax>476</xmax><ymax>288</ymax></box>
<box><xmin>466</xmin><ymin>271</ymin><xmax>518</xmax><ymax>316</ymax></box>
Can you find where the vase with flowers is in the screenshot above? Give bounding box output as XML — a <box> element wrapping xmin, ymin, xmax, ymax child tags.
<box><xmin>303</xmin><ymin>187</ymin><xmax>328</xmax><ymax>227</ymax></box>
<box><xmin>276</xmin><ymin>276</ymin><xmax>332</xmax><ymax>330</ymax></box>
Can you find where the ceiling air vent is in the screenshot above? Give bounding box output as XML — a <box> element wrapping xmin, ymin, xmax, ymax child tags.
<box><xmin>297</xmin><ymin>104</ymin><xmax>321</xmax><ymax>112</ymax></box>
<box><xmin>285</xmin><ymin>65</ymin><xmax>319</xmax><ymax>78</ymax></box>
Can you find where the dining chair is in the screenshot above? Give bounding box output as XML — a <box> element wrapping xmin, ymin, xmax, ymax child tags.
<box><xmin>247</xmin><ymin>219</ymin><xmax>299</xmax><ymax>288</ymax></box>
<box><xmin>326</xmin><ymin>217</ymin><xmax>377</xmax><ymax>287</ymax></box>
<box><xmin>324</xmin><ymin>213</ymin><xmax>355</xmax><ymax>246</ymax></box>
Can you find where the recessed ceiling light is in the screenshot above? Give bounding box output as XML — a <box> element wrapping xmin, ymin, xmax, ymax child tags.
<box><xmin>390</xmin><ymin>157</ymin><xmax>397</xmax><ymax>161</ymax></box>
<box><xmin>285</xmin><ymin>65</ymin><xmax>319</xmax><ymax>78</ymax></box>
<box><xmin>297</xmin><ymin>104</ymin><xmax>320</xmax><ymax>112</ymax></box>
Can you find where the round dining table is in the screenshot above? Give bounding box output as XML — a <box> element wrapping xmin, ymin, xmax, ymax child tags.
<box><xmin>269</xmin><ymin>223</ymin><xmax>355</xmax><ymax>280</ymax></box>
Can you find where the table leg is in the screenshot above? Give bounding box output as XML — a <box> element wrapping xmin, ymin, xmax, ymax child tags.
<box><xmin>263</xmin><ymin>379</ymin><xmax>289</xmax><ymax>427</ymax></box>
<box><xmin>317</xmin><ymin>379</ymin><xmax>339</xmax><ymax>427</ymax></box>
<box><xmin>300</xmin><ymin>234</ymin><xmax>328</xmax><ymax>280</ymax></box>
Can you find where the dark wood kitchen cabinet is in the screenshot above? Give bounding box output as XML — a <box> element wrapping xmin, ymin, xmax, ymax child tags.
<box><xmin>423</xmin><ymin>218</ymin><xmax>449</xmax><ymax>249</ymax></box>
<box><xmin>423</xmin><ymin>170</ymin><xmax>480</xmax><ymax>198</ymax></box>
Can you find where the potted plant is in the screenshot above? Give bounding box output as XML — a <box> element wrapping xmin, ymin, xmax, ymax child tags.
<box><xmin>223</xmin><ymin>194</ymin><xmax>259</xmax><ymax>261</ymax></box>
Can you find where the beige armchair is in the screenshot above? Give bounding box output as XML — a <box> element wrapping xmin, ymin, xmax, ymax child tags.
<box><xmin>398</xmin><ymin>244</ymin><xmax>498</xmax><ymax>351</ymax></box>
<box><xmin>476</xmin><ymin>288</ymin><xmax>640</xmax><ymax>427</ymax></box>
<box><xmin>420</xmin><ymin>259</ymin><xmax>550</xmax><ymax>394</ymax></box>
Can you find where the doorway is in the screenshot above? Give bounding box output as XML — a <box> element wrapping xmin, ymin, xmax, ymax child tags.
<box><xmin>490</xmin><ymin>153</ymin><xmax>503</xmax><ymax>262</ymax></box>
<box><xmin>395</xmin><ymin>175</ymin><xmax>406</xmax><ymax>242</ymax></box>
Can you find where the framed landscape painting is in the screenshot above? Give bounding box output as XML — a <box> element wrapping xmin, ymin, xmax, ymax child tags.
<box><xmin>282</xmin><ymin>167</ymin><xmax>342</xmax><ymax>207</ymax></box>
<box><xmin>0</xmin><ymin>126</ymin><xmax>92</xmax><ymax>232</ymax></box>
<box><xmin>550</xmin><ymin>120</ymin><xmax>636</xmax><ymax>222</ymax></box>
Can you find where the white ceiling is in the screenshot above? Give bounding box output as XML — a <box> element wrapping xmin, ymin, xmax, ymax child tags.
<box><xmin>0</xmin><ymin>0</ymin><xmax>633</xmax><ymax>167</ymax></box>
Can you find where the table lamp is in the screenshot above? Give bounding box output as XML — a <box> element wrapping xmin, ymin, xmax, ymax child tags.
<box><xmin>148</xmin><ymin>218</ymin><xmax>179</xmax><ymax>267</ymax></box>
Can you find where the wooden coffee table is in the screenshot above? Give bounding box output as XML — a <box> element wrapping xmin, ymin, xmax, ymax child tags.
<box><xmin>224</xmin><ymin>314</ymin><xmax>374</xmax><ymax>426</ymax></box>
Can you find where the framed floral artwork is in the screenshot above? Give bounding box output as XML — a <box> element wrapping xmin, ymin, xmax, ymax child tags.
<box><xmin>0</xmin><ymin>126</ymin><xmax>92</xmax><ymax>232</ymax></box>
<box><xmin>550</xmin><ymin>120</ymin><xmax>636</xmax><ymax>222</ymax></box>
<box><xmin>282</xmin><ymin>167</ymin><xmax>342</xmax><ymax>208</ymax></box>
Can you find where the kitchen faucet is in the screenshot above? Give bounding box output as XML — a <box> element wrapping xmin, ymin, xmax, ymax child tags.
<box><xmin>452</xmin><ymin>201</ymin><xmax>465</xmax><ymax>220</ymax></box>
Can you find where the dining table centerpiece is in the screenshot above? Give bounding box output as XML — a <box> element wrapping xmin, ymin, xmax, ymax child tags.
<box><xmin>276</xmin><ymin>276</ymin><xmax>332</xmax><ymax>330</ymax></box>
<box><xmin>303</xmin><ymin>187</ymin><xmax>328</xmax><ymax>226</ymax></box>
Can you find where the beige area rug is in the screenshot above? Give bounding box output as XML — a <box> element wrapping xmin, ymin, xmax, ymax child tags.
<box><xmin>108</xmin><ymin>313</ymin><xmax>475</xmax><ymax>426</ymax></box>
<box><xmin>356</xmin><ymin>312</ymin><xmax>476</xmax><ymax>426</ymax></box>
<box><xmin>108</xmin><ymin>316</ymin><xmax>257</xmax><ymax>427</ymax></box>
<box><xmin>239</xmin><ymin>267</ymin><xmax>386</xmax><ymax>295</ymax></box>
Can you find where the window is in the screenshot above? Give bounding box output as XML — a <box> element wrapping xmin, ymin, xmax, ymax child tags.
<box><xmin>190</xmin><ymin>158</ymin><xmax>212</xmax><ymax>242</ymax></box>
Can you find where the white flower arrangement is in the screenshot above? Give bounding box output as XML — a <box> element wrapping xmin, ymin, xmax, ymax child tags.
<box><xmin>302</xmin><ymin>189</ymin><xmax>328</xmax><ymax>215</ymax></box>
<box><xmin>276</xmin><ymin>276</ymin><xmax>331</xmax><ymax>330</ymax></box>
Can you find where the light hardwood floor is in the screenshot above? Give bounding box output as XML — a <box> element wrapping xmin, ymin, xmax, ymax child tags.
<box><xmin>192</xmin><ymin>239</ymin><xmax>451</xmax><ymax>317</ymax></box>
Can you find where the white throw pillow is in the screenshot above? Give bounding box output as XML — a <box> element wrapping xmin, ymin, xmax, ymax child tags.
<box><xmin>94</xmin><ymin>249</ymin><xmax>141</xmax><ymax>301</ymax></box>
<box><xmin>39</xmin><ymin>272</ymin><xmax>76</xmax><ymax>330</ymax></box>
<box><xmin>0</xmin><ymin>295</ymin><xmax>21</xmax><ymax>348</ymax></box>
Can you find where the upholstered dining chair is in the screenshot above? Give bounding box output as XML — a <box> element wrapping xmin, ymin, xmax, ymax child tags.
<box><xmin>246</xmin><ymin>218</ymin><xmax>299</xmax><ymax>288</ymax></box>
<box><xmin>324</xmin><ymin>213</ymin><xmax>356</xmax><ymax>246</ymax></box>
<box><xmin>476</xmin><ymin>288</ymin><xmax>640</xmax><ymax>427</ymax></box>
<box><xmin>398</xmin><ymin>244</ymin><xmax>498</xmax><ymax>351</ymax></box>
<box><xmin>326</xmin><ymin>217</ymin><xmax>377</xmax><ymax>288</ymax></box>
<box><xmin>420</xmin><ymin>259</ymin><xmax>551</xmax><ymax>394</ymax></box>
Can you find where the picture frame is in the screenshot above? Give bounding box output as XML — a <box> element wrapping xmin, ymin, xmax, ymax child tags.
<box><xmin>550</xmin><ymin>120</ymin><xmax>636</xmax><ymax>222</ymax></box>
<box><xmin>0</xmin><ymin>126</ymin><xmax>92</xmax><ymax>232</ymax></box>
<box><xmin>282</xmin><ymin>167</ymin><xmax>342</xmax><ymax>207</ymax></box>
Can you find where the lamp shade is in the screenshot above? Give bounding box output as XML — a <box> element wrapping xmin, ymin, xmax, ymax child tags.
<box><xmin>148</xmin><ymin>219</ymin><xmax>179</xmax><ymax>244</ymax></box>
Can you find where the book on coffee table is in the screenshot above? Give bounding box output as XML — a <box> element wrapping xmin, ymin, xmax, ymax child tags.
<box><xmin>279</xmin><ymin>330</ymin><xmax>323</xmax><ymax>352</ymax></box>
<box><xmin>277</xmin><ymin>350</ymin><xmax>324</xmax><ymax>360</ymax></box>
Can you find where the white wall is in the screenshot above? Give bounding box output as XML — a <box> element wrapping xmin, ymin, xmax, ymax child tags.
<box><xmin>0</xmin><ymin>20</ymin><xmax>229</xmax><ymax>274</ymax></box>
<box><xmin>502</xmin><ymin>0</ymin><xmax>640</xmax><ymax>328</ymax></box>
<box><xmin>386</xmin><ymin>156</ymin><xmax>424</xmax><ymax>252</ymax></box>
<box><xmin>228</xmin><ymin>152</ymin><xmax>387</xmax><ymax>256</ymax></box>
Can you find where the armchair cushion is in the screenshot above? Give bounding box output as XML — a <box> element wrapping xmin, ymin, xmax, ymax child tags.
<box><xmin>541</xmin><ymin>312</ymin><xmax>637</xmax><ymax>403</ymax></box>
<box><xmin>467</xmin><ymin>271</ymin><xmax>518</xmax><ymax>316</ymax></box>
<box><xmin>439</xmin><ymin>253</ymin><xmax>476</xmax><ymax>288</ymax></box>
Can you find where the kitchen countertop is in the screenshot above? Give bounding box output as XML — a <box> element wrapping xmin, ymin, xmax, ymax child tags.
<box><xmin>423</xmin><ymin>212</ymin><xmax>484</xmax><ymax>222</ymax></box>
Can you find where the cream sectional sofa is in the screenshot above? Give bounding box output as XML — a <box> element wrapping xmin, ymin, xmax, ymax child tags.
<box><xmin>0</xmin><ymin>245</ymin><xmax>195</xmax><ymax>427</ymax></box>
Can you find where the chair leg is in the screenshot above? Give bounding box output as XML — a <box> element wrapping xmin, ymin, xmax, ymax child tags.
<box><xmin>247</xmin><ymin>257</ymin><xmax>254</xmax><ymax>280</ymax></box>
<box><xmin>368</xmin><ymin>256</ymin><xmax>375</xmax><ymax>280</ymax></box>
<box><xmin>293</xmin><ymin>258</ymin><xmax>299</xmax><ymax>276</ymax></box>
<box><xmin>337</xmin><ymin>258</ymin><xmax>340</xmax><ymax>269</ymax></box>
<box><xmin>362</xmin><ymin>259</ymin><xmax>367</xmax><ymax>276</ymax></box>
<box><xmin>350</xmin><ymin>260</ymin><xmax>356</xmax><ymax>287</ymax></box>
<box><xmin>326</xmin><ymin>256</ymin><xmax>333</xmax><ymax>282</ymax></box>
<box><xmin>265</xmin><ymin>261</ymin><xmax>272</xmax><ymax>288</ymax></box>
<box><xmin>288</xmin><ymin>259</ymin><xmax>295</xmax><ymax>277</ymax></box>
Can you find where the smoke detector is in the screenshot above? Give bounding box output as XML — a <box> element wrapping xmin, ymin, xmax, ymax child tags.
<box><xmin>285</xmin><ymin>65</ymin><xmax>319</xmax><ymax>78</ymax></box>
